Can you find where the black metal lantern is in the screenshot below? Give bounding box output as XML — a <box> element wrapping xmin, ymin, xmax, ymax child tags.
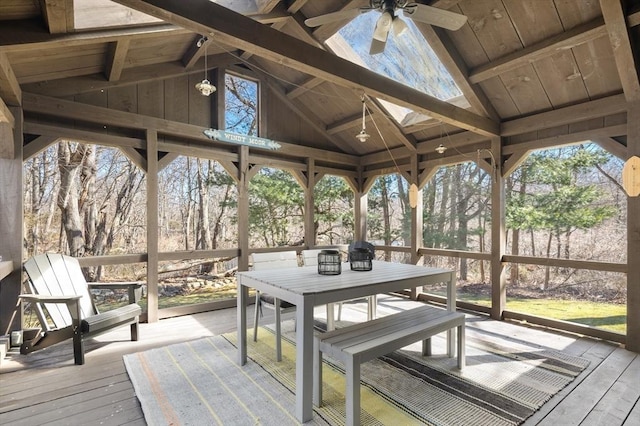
<box><xmin>317</xmin><ymin>250</ymin><xmax>341</xmax><ymax>275</ymax></box>
<box><xmin>349</xmin><ymin>247</ymin><xmax>373</xmax><ymax>271</ymax></box>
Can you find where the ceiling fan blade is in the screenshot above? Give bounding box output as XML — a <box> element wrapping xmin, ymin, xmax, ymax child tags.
<box><xmin>403</xmin><ymin>4</ymin><xmax>468</xmax><ymax>31</ymax></box>
<box><xmin>304</xmin><ymin>8</ymin><xmax>365</xmax><ymax>27</ymax></box>
<box><xmin>369</xmin><ymin>38</ymin><xmax>387</xmax><ymax>55</ymax></box>
<box><xmin>372</xmin><ymin>10</ymin><xmax>392</xmax><ymax>41</ymax></box>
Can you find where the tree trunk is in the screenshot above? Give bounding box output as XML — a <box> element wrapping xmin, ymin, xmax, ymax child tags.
<box><xmin>57</xmin><ymin>142</ymin><xmax>87</xmax><ymax>257</ymax></box>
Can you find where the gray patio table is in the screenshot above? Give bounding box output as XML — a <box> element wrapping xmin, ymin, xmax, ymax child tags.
<box><xmin>237</xmin><ymin>260</ymin><xmax>456</xmax><ymax>423</ymax></box>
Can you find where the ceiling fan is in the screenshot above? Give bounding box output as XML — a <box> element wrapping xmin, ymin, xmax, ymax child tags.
<box><xmin>304</xmin><ymin>0</ymin><xmax>468</xmax><ymax>55</ymax></box>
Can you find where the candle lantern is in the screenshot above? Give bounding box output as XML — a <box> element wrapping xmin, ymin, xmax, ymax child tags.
<box><xmin>349</xmin><ymin>247</ymin><xmax>373</xmax><ymax>271</ymax></box>
<box><xmin>317</xmin><ymin>250</ymin><xmax>341</xmax><ymax>275</ymax></box>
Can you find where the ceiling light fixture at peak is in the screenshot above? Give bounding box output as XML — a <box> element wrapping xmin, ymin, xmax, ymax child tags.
<box><xmin>356</xmin><ymin>96</ymin><xmax>370</xmax><ymax>142</ymax></box>
<box><xmin>195</xmin><ymin>35</ymin><xmax>216</xmax><ymax>96</ymax></box>
<box><xmin>435</xmin><ymin>144</ymin><xmax>447</xmax><ymax>154</ymax></box>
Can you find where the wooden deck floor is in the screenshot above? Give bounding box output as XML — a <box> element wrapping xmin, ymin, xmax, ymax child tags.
<box><xmin>1</xmin><ymin>295</ymin><xmax>638</xmax><ymax>426</ymax></box>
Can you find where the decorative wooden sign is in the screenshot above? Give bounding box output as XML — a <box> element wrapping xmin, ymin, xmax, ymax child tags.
<box><xmin>203</xmin><ymin>129</ymin><xmax>282</xmax><ymax>150</ymax></box>
<box><xmin>622</xmin><ymin>155</ymin><xmax>640</xmax><ymax>197</ymax></box>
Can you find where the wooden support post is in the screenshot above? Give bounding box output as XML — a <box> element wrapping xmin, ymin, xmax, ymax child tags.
<box><xmin>410</xmin><ymin>154</ymin><xmax>424</xmax><ymax>300</ymax></box>
<box><xmin>304</xmin><ymin>158</ymin><xmax>316</xmax><ymax>248</ymax></box>
<box><xmin>490</xmin><ymin>137</ymin><xmax>507</xmax><ymax>320</ymax></box>
<box><xmin>627</xmin><ymin>102</ymin><xmax>640</xmax><ymax>352</ymax></box>
<box><xmin>0</xmin><ymin>106</ymin><xmax>23</xmax><ymax>335</ymax></box>
<box><xmin>354</xmin><ymin>187</ymin><xmax>367</xmax><ymax>242</ymax></box>
<box><xmin>237</xmin><ymin>145</ymin><xmax>250</xmax><ymax>272</ymax></box>
<box><xmin>146</xmin><ymin>129</ymin><xmax>159</xmax><ymax>322</ymax></box>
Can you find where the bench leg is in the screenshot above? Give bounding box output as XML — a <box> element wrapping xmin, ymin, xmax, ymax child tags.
<box><xmin>421</xmin><ymin>337</ymin><xmax>432</xmax><ymax>356</ymax></box>
<box><xmin>274</xmin><ymin>298</ymin><xmax>282</xmax><ymax>362</ymax></box>
<box><xmin>313</xmin><ymin>341</ymin><xmax>322</xmax><ymax>407</ymax></box>
<box><xmin>131</xmin><ymin>322</ymin><xmax>139</xmax><ymax>341</ymax></box>
<box><xmin>346</xmin><ymin>357</ymin><xmax>360</xmax><ymax>426</ymax></box>
<box><xmin>457</xmin><ymin>323</ymin><xmax>465</xmax><ymax>370</ymax></box>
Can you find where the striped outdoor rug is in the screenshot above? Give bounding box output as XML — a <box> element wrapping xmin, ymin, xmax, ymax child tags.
<box><xmin>124</xmin><ymin>316</ymin><xmax>589</xmax><ymax>425</ymax></box>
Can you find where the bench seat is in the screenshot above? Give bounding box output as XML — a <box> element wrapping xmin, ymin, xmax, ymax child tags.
<box><xmin>313</xmin><ymin>304</ymin><xmax>465</xmax><ymax>426</ymax></box>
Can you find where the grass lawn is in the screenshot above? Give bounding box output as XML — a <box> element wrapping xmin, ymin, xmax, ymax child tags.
<box><xmin>458</xmin><ymin>294</ymin><xmax>626</xmax><ymax>334</ymax></box>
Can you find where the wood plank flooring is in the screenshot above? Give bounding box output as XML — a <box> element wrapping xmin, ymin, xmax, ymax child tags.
<box><xmin>1</xmin><ymin>295</ymin><xmax>638</xmax><ymax>426</ymax></box>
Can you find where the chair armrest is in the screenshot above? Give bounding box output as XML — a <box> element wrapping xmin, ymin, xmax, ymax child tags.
<box><xmin>19</xmin><ymin>294</ymin><xmax>82</xmax><ymax>304</ymax></box>
<box><xmin>87</xmin><ymin>282</ymin><xmax>144</xmax><ymax>304</ymax></box>
<box><xmin>87</xmin><ymin>281</ymin><xmax>144</xmax><ymax>290</ymax></box>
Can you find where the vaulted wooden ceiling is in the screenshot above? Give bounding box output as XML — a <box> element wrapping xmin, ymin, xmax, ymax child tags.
<box><xmin>1</xmin><ymin>0</ymin><xmax>638</xmax><ymax>170</ymax></box>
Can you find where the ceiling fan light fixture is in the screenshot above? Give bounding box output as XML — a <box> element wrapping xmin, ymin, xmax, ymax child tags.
<box><xmin>435</xmin><ymin>144</ymin><xmax>447</xmax><ymax>154</ymax></box>
<box><xmin>196</xmin><ymin>79</ymin><xmax>216</xmax><ymax>96</ymax></box>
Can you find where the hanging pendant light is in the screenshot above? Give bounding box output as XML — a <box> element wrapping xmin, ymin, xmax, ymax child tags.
<box><xmin>355</xmin><ymin>96</ymin><xmax>370</xmax><ymax>142</ymax></box>
<box><xmin>195</xmin><ymin>36</ymin><xmax>216</xmax><ymax>96</ymax></box>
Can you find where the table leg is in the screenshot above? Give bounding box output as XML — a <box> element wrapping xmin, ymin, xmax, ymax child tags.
<box><xmin>295</xmin><ymin>300</ymin><xmax>314</xmax><ymax>422</ymax></box>
<box><xmin>326</xmin><ymin>303</ymin><xmax>335</xmax><ymax>331</ymax></box>
<box><xmin>237</xmin><ymin>281</ymin><xmax>248</xmax><ymax>365</ymax></box>
<box><xmin>447</xmin><ymin>271</ymin><xmax>456</xmax><ymax>357</ymax></box>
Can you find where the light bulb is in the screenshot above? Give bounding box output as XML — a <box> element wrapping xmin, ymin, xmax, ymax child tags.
<box><xmin>195</xmin><ymin>79</ymin><xmax>216</xmax><ymax>96</ymax></box>
<box><xmin>356</xmin><ymin>129</ymin><xmax>370</xmax><ymax>143</ymax></box>
<box><xmin>435</xmin><ymin>144</ymin><xmax>447</xmax><ymax>154</ymax></box>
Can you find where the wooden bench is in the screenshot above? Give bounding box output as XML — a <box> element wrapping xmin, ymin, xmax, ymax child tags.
<box><xmin>313</xmin><ymin>305</ymin><xmax>465</xmax><ymax>426</ymax></box>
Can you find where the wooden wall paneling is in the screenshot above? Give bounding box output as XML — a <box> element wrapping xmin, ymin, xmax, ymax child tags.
<box><xmin>107</xmin><ymin>84</ymin><xmax>138</xmax><ymax>113</ymax></box>
<box><xmin>74</xmin><ymin>90</ymin><xmax>109</xmax><ymax>134</ymax></box>
<box><xmin>126</xmin><ymin>33</ymin><xmax>193</xmax><ymax>67</ymax></box>
<box><xmin>188</xmin><ymin>72</ymin><xmax>210</xmax><ymax>127</ymax></box>
<box><xmin>137</xmin><ymin>80</ymin><xmax>164</xmax><ymax>118</ymax></box>
<box><xmin>163</xmin><ymin>74</ymin><xmax>190</xmax><ymax>123</ymax></box>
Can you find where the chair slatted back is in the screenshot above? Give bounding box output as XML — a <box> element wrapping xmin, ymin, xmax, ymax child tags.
<box><xmin>251</xmin><ymin>251</ymin><xmax>299</xmax><ymax>270</ymax></box>
<box><xmin>24</xmin><ymin>254</ymin><xmax>95</xmax><ymax>330</ymax></box>
<box><xmin>301</xmin><ymin>249</ymin><xmax>323</xmax><ymax>267</ymax></box>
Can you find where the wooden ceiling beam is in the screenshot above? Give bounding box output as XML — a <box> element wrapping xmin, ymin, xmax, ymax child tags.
<box><xmin>22</xmin><ymin>54</ymin><xmax>240</xmax><ymax>97</ymax></box>
<box><xmin>22</xmin><ymin>92</ymin><xmax>360</xmax><ymax>166</ymax></box>
<box><xmin>287</xmin><ymin>77</ymin><xmax>323</xmax><ymax>99</ymax></box>
<box><xmin>326</xmin><ymin>112</ymin><xmax>372</xmax><ymax>135</ymax></box>
<box><xmin>600</xmin><ymin>0</ymin><xmax>640</xmax><ymax>102</ymax></box>
<box><xmin>181</xmin><ymin>35</ymin><xmax>209</xmax><ymax>70</ymax></box>
<box><xmin>366</xmin><ymin>98</ymin><xmax>417</xmax><ymax>151</ymax></box>
<box><xmin>108</xmin><ymin>0</ymin><xmax>499</xmax><ymax>137</ymax></box>
<box><xmin>40</xmin><ymin>0</ymin><xmax>71</xmax><ymax>34</ymax></box>
<box><xmin>0</xmin><ymin>96</ymin><xmax>14</xmax><ymax>127</ymax></box>
<box><xmin>0</xmin><ymin>21</ymin><xmax>188</xmax><ymax>52</ymax></box>
<box><xmin>255</xmin><ymin>0</ymin><xmax>284</xmax><ymax>15</ymax></box>
<box><xmin>592</xmin><ymin>137</ymin><xmax>627</xmax><ymax>160</ymax></box>
<box><xmin>501</xmin><ymin>93</ymin><xmax>627</xmax><ymax>136</ymax></box>
<box><xmin>105</xmin><ymin>39</ymin><xmax>131</xmax><ymax>81</ymax></box>
<box><xmin>468</xmin><ymin>17</ymin><xmax>607</xmax><ymax>84</ymax></box>
<box><xmin>0</xmin><ymin>52</ymin><xmax>21</xmax><ymax>106</ymax></box>
<box><xmin>287</xmin><ymin>0</ymin><xmax>309</xmax><ymax>14</ymax></box>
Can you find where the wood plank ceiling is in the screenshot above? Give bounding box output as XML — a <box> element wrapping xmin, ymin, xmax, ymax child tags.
<box><xmin>0</xmin><ymin>0</ymin><xmax>638</xmax><ymax>166</ymax></box>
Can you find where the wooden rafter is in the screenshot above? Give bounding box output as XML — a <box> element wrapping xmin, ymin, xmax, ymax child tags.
<box><xmin>23</xmin><ymin>55</ymin><xmax>240</xmax><ymax>97</ymax></box>
<box><xmin>468</xmin><ymin>17</ymin><xmax>607</xmax><ymax>84</ymax></box>
<box><xmin>0</xmin><ymin>52</ymin><xmax>22</xmax><ymax>106</ymax></box>
<box><xmin>107</xmin><ymin>0</ymin><xmax>498</xmax><ymax>137</ymax></box>
<box><xmin>105</xmin><ymin>39</ymin><xmax>131</xmax><ymax>81</ymax></box>
<box><xmin>600</xmin><ymin>0</ymin><xmax>640</xmax><ymax>102</ymax></box>
<box><xmin>40</xmin><ymin>0</ymin><xmax>72</xmax><ymax>34</ymax></box>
